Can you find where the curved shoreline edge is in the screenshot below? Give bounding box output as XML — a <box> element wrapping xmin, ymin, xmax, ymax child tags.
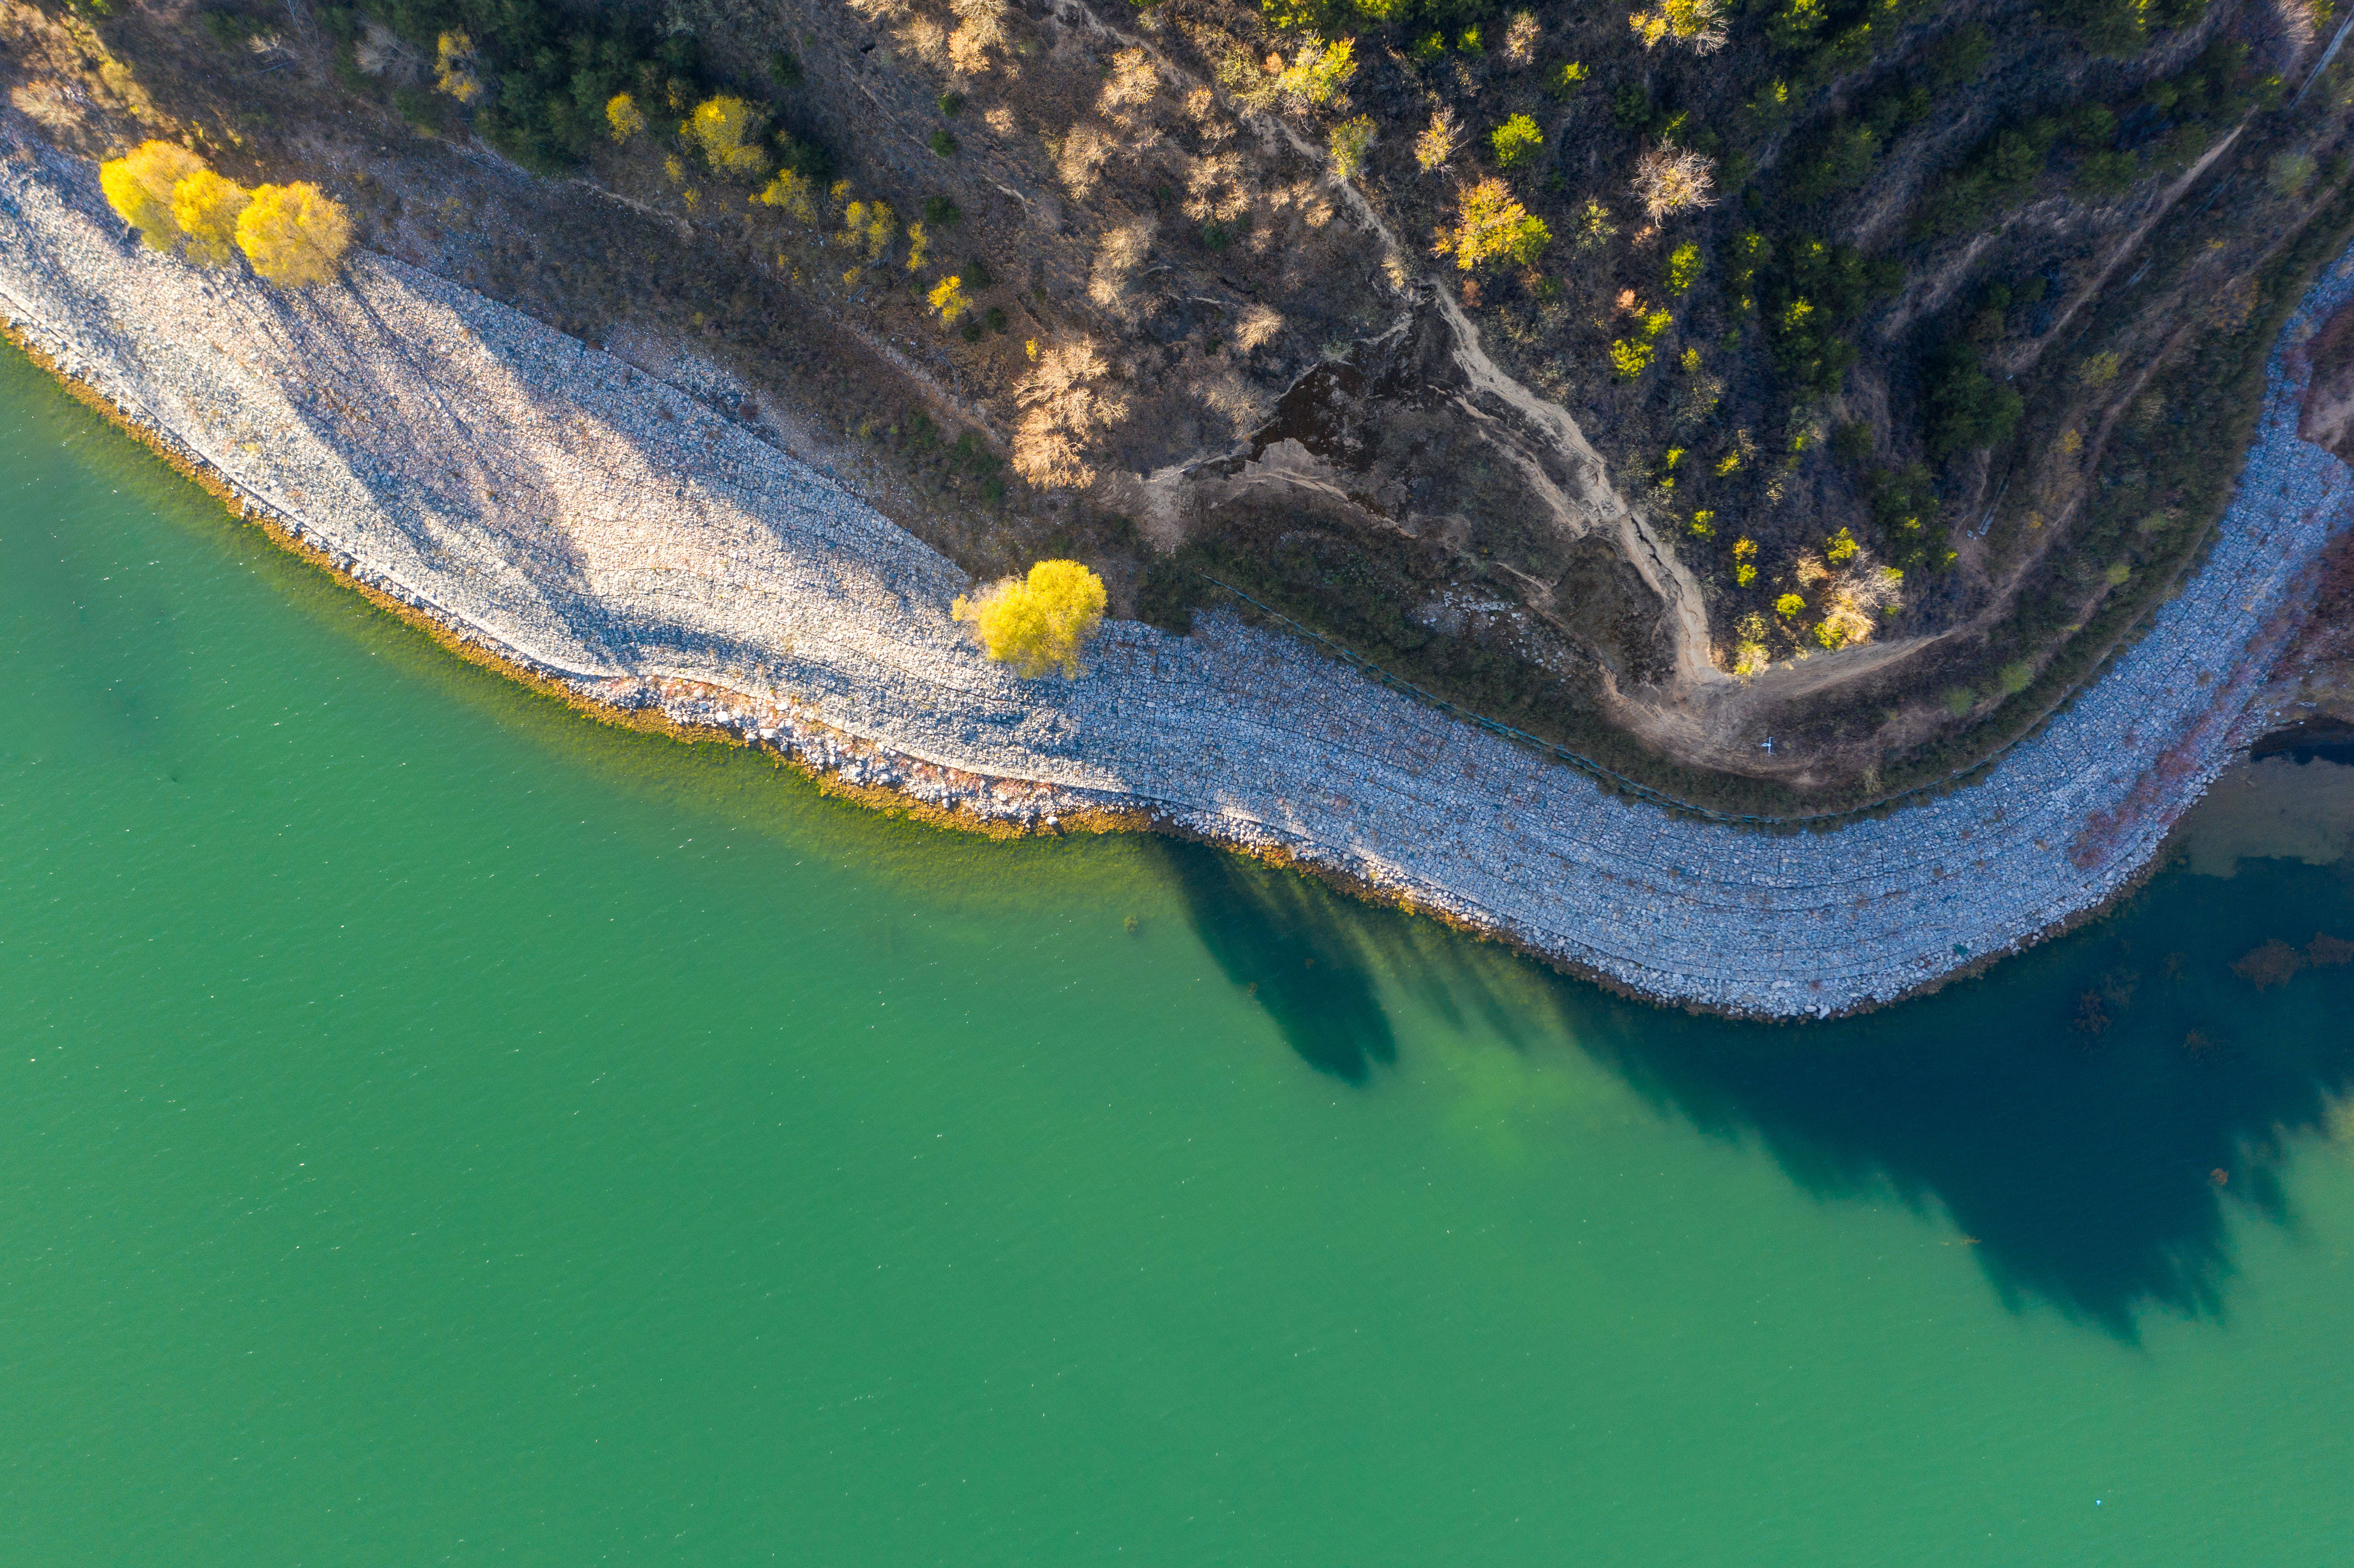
<box><xmin>6</xmin><ymin>119</ymin><xmax>2349</xmax><ymax>1020</ymax></box>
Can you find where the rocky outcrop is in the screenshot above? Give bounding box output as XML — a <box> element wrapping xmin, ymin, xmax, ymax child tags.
<box><xmin>6</xmin><ymin>118</ymin><xmax>2350</xmax><ymax>1018</ymax></box>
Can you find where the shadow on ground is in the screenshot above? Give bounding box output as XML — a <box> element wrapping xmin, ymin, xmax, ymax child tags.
<box><xmin>1149</xmin><ymin>836</ymin><xmax>2354</xmax><ymax>1341</ymax></box>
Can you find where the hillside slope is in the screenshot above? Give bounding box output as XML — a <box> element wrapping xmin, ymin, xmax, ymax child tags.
<box><xmin>4</xmin><ymin>0</ymin><xmax>2351</xmax><ymax>810</ymax></box>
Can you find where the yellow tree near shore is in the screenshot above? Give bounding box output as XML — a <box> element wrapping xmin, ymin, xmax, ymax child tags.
<box><xmin>953</xmin><ymin>561</ymin><xmax>1108</xmax><ymax>678</ymax></box>
<box><xmin>99</xmin><ymin>140</ymin><xmax>206</xmax><ymax>249</ymax></box>
<box><xmin>171</xmin><ymin>169</ymin><xmax>251</xmax><ymax>267</ymax></box>
<box><xmin>236</xmin><ymin>182</ymin><xmax>354</xmax><ymax>286</ymax></box>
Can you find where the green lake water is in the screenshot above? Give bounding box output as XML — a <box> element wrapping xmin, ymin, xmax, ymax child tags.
<box><xmin>5</xmin><ymin>343</ymin><xmax>2354</xmax><ymax>1565</ymax></box>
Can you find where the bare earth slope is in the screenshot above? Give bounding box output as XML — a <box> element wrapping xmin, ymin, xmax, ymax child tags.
<box><xmin>6</xmin><ymin>118</ymin><xmax>2346</xmax><ymax>1017</ymax></box>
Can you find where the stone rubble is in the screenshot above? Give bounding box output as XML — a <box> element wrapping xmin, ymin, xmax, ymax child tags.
<box><xmin>5</xmin><ymin>119</ymin><xmax>2348</xmax><ymax>1017</ymax></box>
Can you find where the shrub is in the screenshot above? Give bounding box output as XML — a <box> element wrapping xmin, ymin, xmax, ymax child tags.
<box><xmin>1766</xmin><ymin>0</ymin><xmax>1827</xmax><ymax>53</ymax></box>
<box><xmin>1574</xmin><ymin>199</ymin><xmax>1617</xmax><ymax>252</ymax></box>
<box><xmin>2269</xmin><ymin>150</ymin><xmax>2317</xmax><ymax>197</ymax></box>
<box><xmin>170</xmin><ymin>169</ymin><xmax>251</xmax><ymax>267</ymax></box>
<box><xmin>1013</xmin><ymin>338</ymin><xmax>1127</xmax><ymax>488</ymax></box>
<box><xmin>953</xmin><ymin>560</ymin><xmax>1109</xmax><ymax>677</ymax></box>
<box><xmin>843</xmin><ymin>199</ymin><xmax>898</xmax><ymax>262</ymax></box>
<box><xmin>1664</xmin><ymin>241</ymin><xmax>1701</xmax><ymax>295</ymax></box>
<box><xmin>2074</xmin><ymin>149</ymin><xmax>2137</xmax><ymax>197</ymax></box>
<box><xmin>1433</xmin><ymin>177</ymin><xmax>1552</xmax><ymax>269</ymax></box>
<box><xmin>1926</xmin><ymin>24</ymin><xmax>1989</xmax><ymax>89</ymax></box>
<box><xmin>99</xmin><ymin>141</ymin><xmax>206</xmax><ymax>249</ymax></box>
<box><xmin>1869</xmin><ymin>462</ymin><xmax>1942</xmax><ymax>569</ymax></box>
<box><xmin>1631</xmin><ymin>146</ymin><xmax>1715</xmax><ymax>220</ymax></box>
<box><xmin>684</xmin><ymin>96</ymin><xmax>770</xmax><ymax>179</ymax></box>
<box><xmin>1490</xmin><ymin>114</ymin><xmax>1543</xmax><ymax>170</ymax></box>
<box><xmin>1723</xmin><ymin>230</ymin><xmax>1769</xmax><ymax>305</ymax></box>
<box><xmin>606</xmin><ymin>92</ymin><xmax>646</xmax><ymax>143</ymax></box>
<box><xmin>357</xmin><ymin>0</ymin><xmax>708</xmax><ymax>172</ymax></box>
<box><xmin>1789</xmin><ymin>120</ymin><xmax>1881</xmax><ymax>202</ymax></box>
<box><xmin>1330</xmin><ymin>115</ymin><xmax>1376</xmax><ymax>179</ymax></box>
<box><xmin>1502</xmin><ymin>11</ymin><xmax>1540</xmax><ymax>65</ymax></box>
<box><xmin>1414</xmin><ymin>108</ymin><xmax>1461</xmax><ymax>173</ymax></box>
<box><xmin>236</xmin><ymin>182</ymin><xmax>353</xmax><ymax>286</ymax></box>
<box><xmin>1746</xmin><ymin>80</ymin><xmax>1795</xmax><ymax>129</ymax></box>
<box><xmin>1628</xmin><ymin>0</ymin><xmax>1727</xmax><ymax>53</ymax></box>
<box><xmin>1272</xmin><ymin>37</ymin><xmax>1356</xmax><ymax>111</ymax></box>
<box><xmin>433</xmin><ymin>30</ymin><xmax>481</xmax><ymax>103</ymax></box>
<box><xmin>1922</xmin><ymin>344</ymin><xmax>2023</xmax><ymax>458</ymax></box>
<box><xmin>757</xmin><ymin>168</ymin><xmax>817</xmax><ymax>224</ymax></box>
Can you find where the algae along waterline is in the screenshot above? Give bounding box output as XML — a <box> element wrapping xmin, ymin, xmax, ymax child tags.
<box><xmin>8</xmin><ymin>346</ymin><xmax>2354</xmax><ymax>1564</ymax></box>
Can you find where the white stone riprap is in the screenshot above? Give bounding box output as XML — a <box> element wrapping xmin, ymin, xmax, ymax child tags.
<box><xmin>4</xmin><ymin>122</ymin><xmax>2348</xmax><ymax>1017</ymax></box>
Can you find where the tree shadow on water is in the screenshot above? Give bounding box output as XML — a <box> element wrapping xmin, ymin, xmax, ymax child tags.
<box><xmin>1154</xmin><ymin>839</ymin><xmax>2354</xmax><ymax>1341</ymax></box>
<box><xmin>1152</xmin><ymin>839</ymin><xmax>1398</xmax><ymax>1082</ymax></box>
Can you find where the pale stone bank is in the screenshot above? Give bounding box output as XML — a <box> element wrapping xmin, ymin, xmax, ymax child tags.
<box><xmin>4</xmin><ymin>119</ymin><xmax>2346</xmax><ymax>1016</ymax></box>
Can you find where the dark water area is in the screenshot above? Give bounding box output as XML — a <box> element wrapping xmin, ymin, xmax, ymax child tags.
<box><xmin>6</xmin><ymin>343</ymin><xmax>2352</xmax><ymax>1564</ymax></box>
<box><xmin>1159</xmin><ymin>834</ymin><xmax>2354</xmax><ymax>1337</ymax></box>
<box><xmin>2253</xmin><ymin>717</ymin><xmax>2354</xmax><ymax>766</ymax></box>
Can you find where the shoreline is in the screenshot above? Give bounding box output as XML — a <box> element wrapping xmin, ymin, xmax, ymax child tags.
<box><xmin>6</xmin><ymin>118</ymin><xmax>2348</xmax><ymax>1020</ymax></box>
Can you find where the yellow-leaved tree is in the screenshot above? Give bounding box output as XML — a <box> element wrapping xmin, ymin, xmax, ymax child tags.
<box><xmin>927</xmin><ymin>274</ymin><xmax>971</xmax><ymax>322</ymax></box>
<box><xmin>952</xmin><ymin>560</ymin><xmax>1108</xmax><ymax>678</ymax></box>
<box><xmin>433</xmin><ymin>31</ymin><xmax>483</xmax><ymax>102</ymax></box>
<box><xmin>1433</xmin><ymin>177</ymin><xmax>1552</xmax><ymax>270</ymax></box>
<box><xmin>99</xmin><ymin>141</ymin><xmax>207</xmax><ymax>250</ymax></box>
<box><xmin>171</xmin><ymin>169</ymin><xmax>251</xmax><ymax>267</ymax></box>
<box><xmin>607</xmin><ymin>92</ymin><xmax>647</xmax><ymax>144</ymax></box>
<box><xmin>683</xmin><ymin>96</ymin><xmax>771</xmax><ymax>179</ymax></box>
<box><xmin>756</xmin><ymin>167</ymin><xmax>816</xmax><ymax>223</ymax></box>
<box><xmin>236</xmin><ymin>183</ymin><xmax>354</xmax><ymax>287</ymax></box>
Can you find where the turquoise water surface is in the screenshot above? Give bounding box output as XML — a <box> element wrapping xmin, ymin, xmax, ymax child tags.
<box><xmin>4</xmin><ymin>344</ymin><xmax>2353</xmax><ymax>1564</ymax></box>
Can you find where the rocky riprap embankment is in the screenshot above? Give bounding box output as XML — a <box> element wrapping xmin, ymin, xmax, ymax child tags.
<box><xmin>4</xmin><ymin>118</ymin><xmax>2348</xmax><ymax>1017</ymax></box>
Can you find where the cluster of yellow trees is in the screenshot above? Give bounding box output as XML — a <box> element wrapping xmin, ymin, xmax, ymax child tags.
<box><xmin>100</xmin><ymin>142</ymin><xmax>353</xmax><ymax>287</ymax></box>
<box><xmin>607</xmin><ymin>91</ymin><xmax>971</xmax><ymax>320</ymax></box>
<box><xmin>952</xmin><ymin>560</ymin><xmax>1107</xmax><ymax>678</ymax></box>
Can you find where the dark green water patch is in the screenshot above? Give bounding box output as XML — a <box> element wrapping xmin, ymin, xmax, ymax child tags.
<box><xmin>1164</xmin><ymin>836</ymin><xmax>2354</xmax><ymax>1336</ymax></box>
